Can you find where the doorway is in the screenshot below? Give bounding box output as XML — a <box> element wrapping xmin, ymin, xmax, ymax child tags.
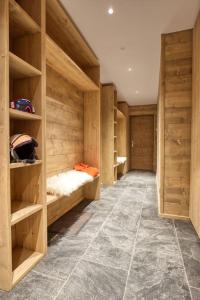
<box><xmin>130</xmin><ymin>115</ymin><xmax>155</xmax><ymax>171</ymax></box>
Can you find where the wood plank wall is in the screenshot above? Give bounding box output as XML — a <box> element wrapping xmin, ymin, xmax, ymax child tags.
<box><xmin>190</xmin><ymin>12</ymin><xmax>200</xmax><ymax>236</ymax></box>
<box><xmin>46</xmin><ymin>66</ymin><xmax>84</xmax><ymax>177</ymax></box>
<box><xmin>157</xmin><ymin>30</ymin><xmax>193</xmax><ymax>219</ymax></box>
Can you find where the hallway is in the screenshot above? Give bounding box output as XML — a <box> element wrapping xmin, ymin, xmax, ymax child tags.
<box><xmin>1</xmin><ymin>172</ymin><xmax>200</xmax><ymax>299</ymax></box>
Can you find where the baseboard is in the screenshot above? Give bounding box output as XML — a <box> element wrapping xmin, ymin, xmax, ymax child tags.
<box><xmin>159</xmin><ymin>212</ymin><xmax>190</xmax><ymax>221</ymax></box>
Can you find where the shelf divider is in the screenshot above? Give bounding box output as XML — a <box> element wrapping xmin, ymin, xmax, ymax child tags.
<box><xmin>9</xmin><ymin>0</ymin><xmax>40</xmax><ymax>38</ymax></box>
<box><xmin>9</xmin><ymin>109</ymin><xmax>42</xmax><ymax>121</ymax></box>
<box><xmin>11</xmin><ymin>201</ymin><xmax>43</xmax><ymax>226</ymax></box>
<box><xmin>9</xmin><ymin>52</ymin><xmax>41</xmax><ymax>79</ymax></box>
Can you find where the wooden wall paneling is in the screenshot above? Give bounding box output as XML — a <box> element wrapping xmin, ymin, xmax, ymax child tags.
<box><xmin>0</xmin><ymin>0</ymin><xmax>12</xmax><ymax>291</ymax></box>
<box><xmin>157</xmin><ymin>35</ymin><xmax>165</xmax><ymax>214</ymax></box>
<box><xmin>101</xmin><ymin>84</ymin><xmax>115</xmax><ymax>185</ymax></box>
<box><xmin>84</xmin><ymin>90</ymin><xmax>101</xmax><ymax>199</ymax></box>
<box><xmin>117</xmin><ymin>102</ymin><xmax>130</xmax><ymax>172</ymax></box>
<box><xmin>46</xmin><ymin>66</ymin><xmax>84</xmax><ymax>177</ymax></box>
<box><xmin>190</xmin><ymin>12</ymin><xmax>200</xmax><ymax>236</ymax></box>
<box><xmin>158</xmin><ymin>30</ymin><xmax>192</xmax><ymax>219</ymax></box>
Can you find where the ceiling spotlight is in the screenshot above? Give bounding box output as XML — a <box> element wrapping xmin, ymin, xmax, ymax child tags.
<box><xmin>108</xmin><ymin>7</ymin><xmax>114</xmax><ymax>15</ymax></box>
<box><xmin>128</xmin><ymin>67</ymin><xmax>132</xmax><ymax>72</ymax></box>
<box><xmin>135</xmin><ymin>90</ymin><xmax>139</xmax><ymax>94</ymax></box>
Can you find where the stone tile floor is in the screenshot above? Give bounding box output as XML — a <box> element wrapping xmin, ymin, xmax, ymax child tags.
<box><xmin>1</xmin><ymin>171</ymin><xmax>200</xmax><ymax>299</ymax></box>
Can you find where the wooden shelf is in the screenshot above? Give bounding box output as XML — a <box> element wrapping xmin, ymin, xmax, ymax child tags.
<box><xmin>9</xmin><ymin>52</ymin><xmax>41</xmax><ymax>79</ymax></box>
<box><xmin>9</xmin><ymin>0</ymin><xmax>40</xmax><ymax>38</ymax></box>
<box><xmin>10</xmin><ymin>160</ymin><xmax>42</xmax><ymax>169</ymax></box>
<box><xmin>46</xmin><ymin>36</ymin><xmax>99</xmax><ymax>92</ymax></box>
<box><xmin>11</xmin><ymin>201</ymin><xmax>42</xmax><ymax>226</ymax></box>
<box><xmin>9</xmin><ymin>108</ymin><xmax>42</xmax><ymax>121</ymax></box>
<box><xmin>12</xmin><ymin>247</ymin><xmax>43</xmax><ymax>287</ymax></box>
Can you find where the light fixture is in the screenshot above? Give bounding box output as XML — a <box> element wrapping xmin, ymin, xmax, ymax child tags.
<box><xmin>128</xmin><ymin>67</ymin><xmax>132</xmax><ymax>72</ymax></box>
<box><xmin>135</xmin><ymin>90</ymin><xmax>139</xmax><ymax>94</ymax></box>
<box><xmin>108</xmin><ymin>7</ymin><xmax>114</xmax><ymax>15</ymax></box>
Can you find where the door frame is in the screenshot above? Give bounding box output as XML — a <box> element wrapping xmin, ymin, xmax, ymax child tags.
<box><xmin>129</xmin><ymin>105</ymin><xmax>157</xmax><ymax>172</ymax></box>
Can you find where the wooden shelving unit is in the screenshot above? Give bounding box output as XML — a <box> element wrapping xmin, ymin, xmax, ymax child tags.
<box><xmin>101</xmin><ymin>83</ymin><xmax>118</xmax><ymax>185</ymax></box>
<box><xmin>10</xmin><ymin>160</ymin><xmax>42</xmax><ymax>169</ymax></box>
<box><xmin>9</xmin><ymin>108</ymin><xmax>42</xmax><ymax>120</ymax></box>
<box><xmin>9</xmin><ymin>52</ymin><xmax>42</xmax><ymax>79</ymax></box>
<box><xmin>45</xmin><ymin>0</ymin><xmax>101</xmax><ymax>226</ymax></box>
<box><xmin>9</xmin><ymin>0</ymin><xmax>40</xmax><ymax>38</ymax></box>
<box><xmin>11</xmin><ymin>201</ymin><xmax>43</xmax><ymax>226</ymax></box>
<box><xmin>0</xmin><ymin>0</ymin><xmax>46</xmax><ymax>291</ymax></box>
<box><xmin>46</xmin><ymin>36</ymin><xmax>98</xmax><ymax>92</ymax></box>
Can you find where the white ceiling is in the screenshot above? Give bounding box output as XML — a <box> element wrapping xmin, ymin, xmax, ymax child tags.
<box><xmin>61</xmin><ymin>0</ymin><xmax>200</xmax><ymax>106</ymax></box>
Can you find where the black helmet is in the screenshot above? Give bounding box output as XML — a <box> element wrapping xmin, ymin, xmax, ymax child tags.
<box><xmin>10</xmin><ymin>134</ymin><xmax>38</xmax><ymax>163</ymax></box>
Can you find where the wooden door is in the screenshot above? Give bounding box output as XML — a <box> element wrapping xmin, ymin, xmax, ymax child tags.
<box><xmin>130</xmin><ymin>115</ymin><xmax>154</xmax><ymax>171</ymax></box>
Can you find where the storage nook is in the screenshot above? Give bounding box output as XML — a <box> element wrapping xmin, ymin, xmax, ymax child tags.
<box><xmin>101</xmin><ymin>83</ymin><xmax>118</xmax><ymax>185</ymax></box>
<box><xmin>0</xmin><ymin>0</ymin><xmax>46</xmax><ymax>291</ymax></box>
<box><xmin>116</xmin><ymin>109</ymin><xmax>127</xmax><ymax>177</ymax></box>
<box><xmin>45</xmin><ymin>0</ymin><xmax>101</xmax><ymax>226</ymax></box>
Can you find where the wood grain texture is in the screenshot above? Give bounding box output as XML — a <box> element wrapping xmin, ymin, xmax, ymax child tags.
<box><xmin>190</xmin><ymin>12</ymin><xmax>200</xmax><ymax>237</ymax></box>
<box><xmin>117</xmin><ymin>102</ymin><xmax>130</xmax><ymax>172</ymax></box>
<box><xmin>129</xmin><ymin>105</ymin><xmax>157</xmax><ymax>172</ymax></box>
<box><xmin>130</xmin><ymin>115</ymin><xmax>154</xmax><ymax>171</ymax></box>
<box><xmin>129</xmin><ymin>104</ymin><xmax>157</xmax><ymax>116</ymax></box>
<box><xmin>157</xmin><ymin>30</ymin><xmax>192</xmax><ymax>218</ymax></box>
<box><xmin>46</xmin><ymin>0</ymin><xmax>98</xmax><ymax>68</ymax></box>
<box><xmin>101</xmin><ymin>84</ymin><xmax>116</xmax><ymax>185</ymax></box>
<box><xmin>0</xmin><ymin>0</ymin><xmax>12</xmax><ymax>291</ymax></box>
<box><xmin>46</xmin><ymin>66</ymin><xmax>84</xmax><ymax>177</ymax></box>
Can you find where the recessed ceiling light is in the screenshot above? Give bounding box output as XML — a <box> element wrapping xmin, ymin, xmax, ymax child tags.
<box><xmin>108</xmin><ymin>7</ymin><xmax>114</xmax><ymax>15</ymax></box>
<box><xmin>128</xmin><ymin>67</ymin><xmax>132</xmax><ymax>72</ymax></box>
<box><xmin>135</xmin><ymin>90</ymin><xmax>139</xmax><ymax>94</ymax></box>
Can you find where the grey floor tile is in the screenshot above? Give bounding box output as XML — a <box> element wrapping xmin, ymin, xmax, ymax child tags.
<box><xmin>34</xmin><ymin>235</ymin><xmax>90</xmax><ymax>279</ymax></box>
<box><xmin>84</xmin><ymin>230</ymin><xmax>134</xmax><ymax>270</ymax></box>
<box><xmin>179</xmin><ymin>239</ymin><xmax>200</xmax><ymax>289</ymax></box>
<box><xmin>56</xmin><ymin>260</ymin><xmax>127</xmax><ymax>300</ymax></box>
<box><xmin>175</xmin><ymin>220</ymin><xmax>199</xmax><ymax>242</ymax></box>
<box><xmin>0</xmin><ymin>271</ymin><xmax>64</xmax><ymax>300</ymax></box>
<box><xmin>190</xmin><ymin>287</ymin><xmax>200</xmax><ymax>300</ymax></box>
<box><xmin>124</xmin><ymin>261</ymin><xmax>190</xmax><ymax>300</ymax></box>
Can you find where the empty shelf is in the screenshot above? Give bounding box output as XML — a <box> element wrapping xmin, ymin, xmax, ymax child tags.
<box><xmin>9</xmin><ymin>108</ymin><xmax>42</xmax><ymax>121</ymax></box>
<box><xmin>9</xmin><ymin>0</ymin><xmax>40</xmax><ymax>38</ymax></box>
<box><xmin>12</xmin><ymin>247</ymin><xmax>43</xmax><ymax>287</ymax></box>
<box><xmin>10</xmin><ymin>160</ymin><xmax>42</xmax><ymax>169</ymax></box>
<box><xmin>11</xmin><ymin>201</ymin><xmax>43</xmax><ymax>226</ymax></box>
<box><xmin>46</xmin><ymin>36</ymin><xmax>99</xmax><ymax>92</ymax></box>
<box><xmin>9</xmin><ymin>52</ymin><xmax>41</xmax><ymax>79</ymax></box>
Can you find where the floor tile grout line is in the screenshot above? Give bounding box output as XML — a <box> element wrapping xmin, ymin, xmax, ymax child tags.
<box><xmin>189</xmin><ymin>285</ymin><xmax>200</xmax><ymax>291</ymax></box>
<box><xmin>32</xmin><ymin>269</ymin><xmax>65</xmax><ymax>282</ymax></box>
<box><xmin>53</xmin><ymin>188</ymin><xmax>128</xmax><ymax>300</ymax></box>
<box><xmin>122</xmin><ymin>190</ymin><xmax>144</xmax><ymax>300</ymax></box>
<box><xmin>173</xmin><ymin>220</ymin><xmax>193</xmax><ymax>300</ymax></box>
<box><xmin>82</xmin><ymin>257</ymin><xmax>129</xmax><ymax>273</ymax></box>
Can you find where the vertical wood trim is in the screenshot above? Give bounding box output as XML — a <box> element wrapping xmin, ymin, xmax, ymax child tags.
<box><xmin>84</xmin><ymin>90</ymin><xmax>100</xmax><ymax>199</ymax></box>
<box><xmin>190</xmin><ymin>11</ymin><xmax>200</xmax><ymax>236</ymax></box>
<box><xmin>158</xmin><ymin>34</ymin><xmax>166</xmax><ymax>214</ymax></box>
<box><xmin>40</xmin><ymin>0</ymin><xmax>47</xmax><ymax>253</ymax></box>
<box><xmin>0</xmin><ymin>0</ymin><xmax>12</xmax><ymax>291</ymax></box>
